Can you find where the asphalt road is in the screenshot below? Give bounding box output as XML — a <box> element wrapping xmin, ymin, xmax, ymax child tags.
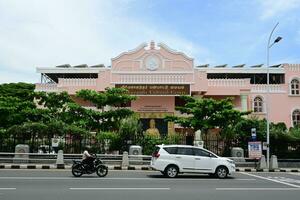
<box><xmin>0</xmin><ymin>170</ymin><xmax>300</xmax><ymax>200</ymax></box>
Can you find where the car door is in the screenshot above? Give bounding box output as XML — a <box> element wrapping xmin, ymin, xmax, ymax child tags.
<box><xmin>193</xmin><ymin>148</ymin><xmax>218</xmax><ymax>173</ymax></box>
<box><xmin>175</xmin><ymin>147</ymin><xmax>196</xmax><ymax>172</ymax></box>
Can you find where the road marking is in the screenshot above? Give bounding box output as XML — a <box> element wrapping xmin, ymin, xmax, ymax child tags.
<box><xmin>289</xmin><ymin>173</ymin><xmax>300</xmax><ymax>176</ymax></box>
<box><xmin>216</xmin><ymin>188</ymin><xmax>300</xmax><ymax>191</ymax></box>
<box><xmin>267</xmin><ymin>176</ymin><xmax>300</xmax><ymax>184</ymax></box>
<box><xmin>0</xmin><ymin>188</ymin><xmax>16</xmax><ymax>190</ymax></box>
<box><xmin>69</xmin><ymin>187</ymin><xmax>170</xmax><ymax>190</ymax></box>
<box><xmin>0</xmin><ymin>177</ymin><xmax>255</xmax><ymax>181</ymax></box>
<box><xmin>241</xmin><ymin>172</ymin><xmax>300</xmax><ymax>188</ymax></box>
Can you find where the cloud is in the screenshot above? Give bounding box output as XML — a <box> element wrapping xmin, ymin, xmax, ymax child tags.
<box><xmin>257</xmin><ymin>0</ymin><xmax>300</xmax><ymax>20</ymax></box>
<box><xmin>0</xmin><ymin>0</ymin><xmax>211</xmax><ymax>83</ymax></box>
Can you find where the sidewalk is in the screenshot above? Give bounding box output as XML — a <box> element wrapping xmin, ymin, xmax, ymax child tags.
<box><xmin>0</xmin><ymin>164</ymin><xmax>299</xmax><ymax>172</ymax></box>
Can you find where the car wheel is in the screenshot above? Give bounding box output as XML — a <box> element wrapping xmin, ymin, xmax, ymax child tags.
<box><xmin>215</xmin><ymin>166</ymin><xmax>228</xmax><ymax>179</ymax></box>
<box><xmin>164</xmin><ymin>165</ymin><xmax>178</xmax><ymax>178</ymax></box>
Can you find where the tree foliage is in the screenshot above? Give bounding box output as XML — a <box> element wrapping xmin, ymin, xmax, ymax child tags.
<box><xmin>166</xmin><ymin>96</ymin><xmax>249</xmax><ymax>135</ymax></box>
<box><xmin>0</xmin><ymin>82</ymin><xmax>35</xmax><ymax>101</ymax></box>
<box><xmin>76</xmin><ymin>88</ymin><xmax>136</xmax><ymax>131</ymax></box>
<box><xmin>118</xmin><ymin>115</ymin><xmax>143</xmax><ymax>151</ymax></box>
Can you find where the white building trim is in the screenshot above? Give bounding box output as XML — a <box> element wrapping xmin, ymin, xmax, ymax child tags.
<box><xmin>36</xmin><ymin>68</ymin><xmax>104</xmax><ymax>74</ymax></box>
<box><xmin>111</xmin><ymin>43</ymin><xmax>148</xmax><ymax>61</ymax></box>
<box><xmin>200</xmin><ymin>67</ymin><xmax>284</xmax><ymax>74</ymax></box>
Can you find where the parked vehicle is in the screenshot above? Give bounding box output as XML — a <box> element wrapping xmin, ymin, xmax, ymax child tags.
<box><xmin>71</xmin><ymin>154</ymin><xmax>108</xmax><ymax>177</ymax></box>
<box><xmin>150</xmin><ymin>144</ymin><xmax>235</xmax><ymax>178</ymax></box>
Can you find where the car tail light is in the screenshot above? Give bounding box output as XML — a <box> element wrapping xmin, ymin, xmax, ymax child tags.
<box><xmin>152</xmin><ymin>152</ymin><xmax>160</xmax><ymax>158</ymax></box>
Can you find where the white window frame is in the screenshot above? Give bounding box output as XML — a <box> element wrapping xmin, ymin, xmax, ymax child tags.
<box><xmin>253</xmin><ymin>96</ymin><xmax>264</xmax><ymax>113</ymax></box>
<box><xmin>290</xmin><ymin>77</ymin><xmax>300</xmax><ymax>96</ymax></box>
<box><xmin>291</xmin><ymin>109</ymin><xmax>300</xmax><ymax>127</ymax></box>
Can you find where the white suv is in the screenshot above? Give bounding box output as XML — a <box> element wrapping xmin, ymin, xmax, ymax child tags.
<box><xmin>150</xmin><ymin>144</ymin><xmax>235</xmax><ymax>178</ymax></box>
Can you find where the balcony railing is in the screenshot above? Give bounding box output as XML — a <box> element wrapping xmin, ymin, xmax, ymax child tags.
<box><xmin>58</xmin><ymin>78</ymin><xmax>97</xmax><ymax>87</ymax></box>
<box><xmin>35</xmin><ymin>83</ymin><xmax>61</xmax><ymax>92</ymax></box>
<box><xmin>251</xmin><ymin>84</ymin><xmax>286</xmax><ymax>93</ymax></box>
<box><xmin>208</xmin><ymin>79</ymin><xmax>249</xmax><ymax>87</ymax></box>
<box><xmin>112</xmin><ymin>73</ymin><xmax>193</xmax><ymax>84</ymax></box>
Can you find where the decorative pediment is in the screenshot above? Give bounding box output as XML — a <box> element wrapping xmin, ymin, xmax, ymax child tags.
<box><xmin>111</xmin><ymin>41</ymin><xmax>194</xmax><ymax>72</ymax></box>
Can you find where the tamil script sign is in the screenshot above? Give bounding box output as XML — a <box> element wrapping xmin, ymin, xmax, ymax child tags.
<box><xmin>248</xmin><ymin>141</ymin><xmax>262</xmax><ymax>159</ymax></box>
<box><xmin>115</xmin><ymin>84</ymin><xmax>190</xmax><ymax>95</ymax></box>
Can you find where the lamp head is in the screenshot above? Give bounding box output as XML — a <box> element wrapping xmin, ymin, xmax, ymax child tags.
<box><xmin>274</xmin><ymin>36</ymin><xmax>282</xmax><ymax>43</ymax></box>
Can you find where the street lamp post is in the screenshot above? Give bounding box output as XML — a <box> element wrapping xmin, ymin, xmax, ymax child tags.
<box><xmin>266</xmin><ymin>22</ymin><xmax>282</xmax><ymax>169</ymax></box>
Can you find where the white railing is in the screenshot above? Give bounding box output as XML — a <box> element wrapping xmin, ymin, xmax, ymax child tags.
<box><xmin>117</xmin><ymin>74</ymin><xmax>187</xmax><ymax>84</ymax></box>
<box><xmin>251</xmin><ymin>84</ymin><xmax>286</xmax><ymax>93</ymax></box>
<box><xmin>208</xmin><ymin>79</ymin><xmax>249</xmax><ymax>87</ymax></box>
<box><xmin>59</xmin><ymin>78</ymin><xmax>97</xmax><ymax>87</ymax></box>
<box><xmin>35</xmin><ymin>83</ymin><xmax>61</xmax><ymax>92</ymax></box>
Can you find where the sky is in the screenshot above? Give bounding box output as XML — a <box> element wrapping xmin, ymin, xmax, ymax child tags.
<box><xmin>0</xmin><ymin>0</ymin><xmax>300</xmax><ymax>83</ymax></box>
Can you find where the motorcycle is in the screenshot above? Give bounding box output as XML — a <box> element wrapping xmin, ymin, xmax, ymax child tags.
<box><xmin>72</xmin><ymin>154</ymin><xmax>108</xmax><ymax>177</ymax></box>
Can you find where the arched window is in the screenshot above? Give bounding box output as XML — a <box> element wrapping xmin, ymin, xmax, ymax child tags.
<box><xmin>291</xmin><ymin>79</ymin><xmax>300</xmax><ymax>95</ymax></box>
<box><xmin>292</xmin><ymin>109</ymin><xmax>300</xmax><ymax>127</ymax></box>
<box><xmin>253</xmin><ymin>96</ymin><xmax>263</xmax><ymax>113</ymax></box>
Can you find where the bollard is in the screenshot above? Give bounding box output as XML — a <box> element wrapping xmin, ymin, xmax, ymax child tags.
<box><xmin>257</xmin><ymin>155</ymin><xmax>267</xmax><ymax>170</ymax></box>
<box><xmin>270</xmin><ymin>155</ymin><xmax>278</xmax><ymax>169</ymax></box>
<box><xmin>56</xmin><ymin>150</ymin><xmax>65</xmax><ymax>169</ymax></box>
<box><xmin>13</xmin><ymin>144</ymin><xmax>30</xmax><ymax>163</ymax></box>
<box><xmin>122</xmin><ymin>151</ymin><xmax>129</xmax><ymax>167</ymax></box>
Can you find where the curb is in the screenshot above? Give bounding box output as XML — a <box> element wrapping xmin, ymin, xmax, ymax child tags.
<box><xmin>0</xmin><ymin>164</ymin><xmax>151</xmax><ymax>171</ymax></box>
<box><xmin>235</xmin><ymin>168</ymin><xmax>299</xmax><ymax>172</ymax></box>
<box><xmin>0</xmin><ymin>164</ymin><xmax>299</xmax><ymax>172</ymax></box>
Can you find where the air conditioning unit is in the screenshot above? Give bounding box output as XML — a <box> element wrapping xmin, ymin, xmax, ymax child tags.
<box><xmin>231</xmin><ymin>147</ymin><xmax>244</xmax><ymax>158</ymax></box>
<box><xmin>129</xmin><ymin>145</ymin><xmax>142</xmax><ymax>155</ymax></box>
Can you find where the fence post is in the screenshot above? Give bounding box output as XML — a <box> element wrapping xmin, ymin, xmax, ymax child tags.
<box><xmin>122</xmin><ymin>151</ymin><xmax>129</xmax><ymax>167</ymax></box>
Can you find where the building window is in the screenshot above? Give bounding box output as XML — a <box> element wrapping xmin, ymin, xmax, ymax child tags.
<box><xmin>292</xmin><ymin>109</ymin><xmax>300</xmax><ymax>127</ymax></box>
<box><xmin>253</xmin><ymin>96</ymin><xmax>263</xmax><ymax>113</ymax></box>
<box><xmin>291</xmin><ymin>79</ymin><xmax>299</xmax><ymax>95</ymax></box>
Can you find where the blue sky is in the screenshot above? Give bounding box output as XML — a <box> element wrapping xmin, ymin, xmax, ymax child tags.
<box><xmin>0</xmin><ymin>0</ymin><xmax>300</xmax><ymax>83</ymax></box>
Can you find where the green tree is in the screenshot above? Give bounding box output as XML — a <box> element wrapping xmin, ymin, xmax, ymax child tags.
<box><xmin>166</xmin><ymin>96</ymin><xmax>249</xmax><ymax>137</ymax></box>
<box><xmin>76</xmin><ymin>88</ymin><xmax>136</xmax><ymax>132</ymax></box>
<box><xmin>96</xmin><ymin>131</ymin><xmax>120</xmax><ymax>153</ymax></box>
<box><xmin>118</xmin><ymin>115</ymin><xmax>143</xmax><ymax>151</ymax></box>
<box><xmin>0</xmin><ymin>96</ymin><xmax>38</xmax><ymax>129</ymax></box>
<box><xmin>0</xmin><ymin>82</ymin><xmax>35</xmax><ymax>101</ymax></box>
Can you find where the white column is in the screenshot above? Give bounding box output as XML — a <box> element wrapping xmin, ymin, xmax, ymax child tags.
<box><xmin>241</xmin><ymin>94</ymin><xmax>248</xmax><ymax>112</ymax></box>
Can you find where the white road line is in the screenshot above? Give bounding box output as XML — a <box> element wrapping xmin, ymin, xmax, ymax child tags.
<box><xmin>0</xmin><ymin>188</ymin><xmax>16</xmax><ymax>190</ymax></box>
<box><xmin>69</xmin><ymin>188</ymin><xmax>170</xmax><ymax>190</ymax></box>
<box><xmin>216</xmin><ymin>188</ymin><xmax>300</xmax><ymax>191</ymax></box>
<box><xmin>241</xmin><ymin>172</ymin><xmax>300</xmax><ymax>188</ymax></box>
<box><xmin>289</xmin><ymin>173</ymin><xmax>300</xmax><ymax>176</ymax></box>
<box><xmin>0</xmin><ymin>177</ymin><xmax>255</xmax><ymax>181</ymax></box>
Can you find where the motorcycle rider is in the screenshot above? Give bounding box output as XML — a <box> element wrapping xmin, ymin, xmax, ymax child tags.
<box><xmin>82</xmin><ymin>146</ymin><xmax>94</xmax><ymax>172</ymax></box>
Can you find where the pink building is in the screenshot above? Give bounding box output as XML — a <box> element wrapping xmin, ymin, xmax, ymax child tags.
<box><xmin>36</xmin><ymin>41</ymin><xmax>300</xmax><ymax>137</ymax></box>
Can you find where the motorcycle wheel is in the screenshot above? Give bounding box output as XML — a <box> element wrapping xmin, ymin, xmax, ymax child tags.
<box><xmin>72</xmin><ymin>164</ymin><xmax>83</xmax><ymax>177</ymax></box>
<box><xmin>96</xmin><ymin>165</ymin><xmax>108</xmax><ymax>177</ymax></box>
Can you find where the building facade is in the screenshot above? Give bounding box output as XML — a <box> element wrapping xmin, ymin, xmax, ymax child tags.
<box><xmin>36</xmin><ymin>41</ymin><xmax>300</xmax><ymax>137</ymax></box>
